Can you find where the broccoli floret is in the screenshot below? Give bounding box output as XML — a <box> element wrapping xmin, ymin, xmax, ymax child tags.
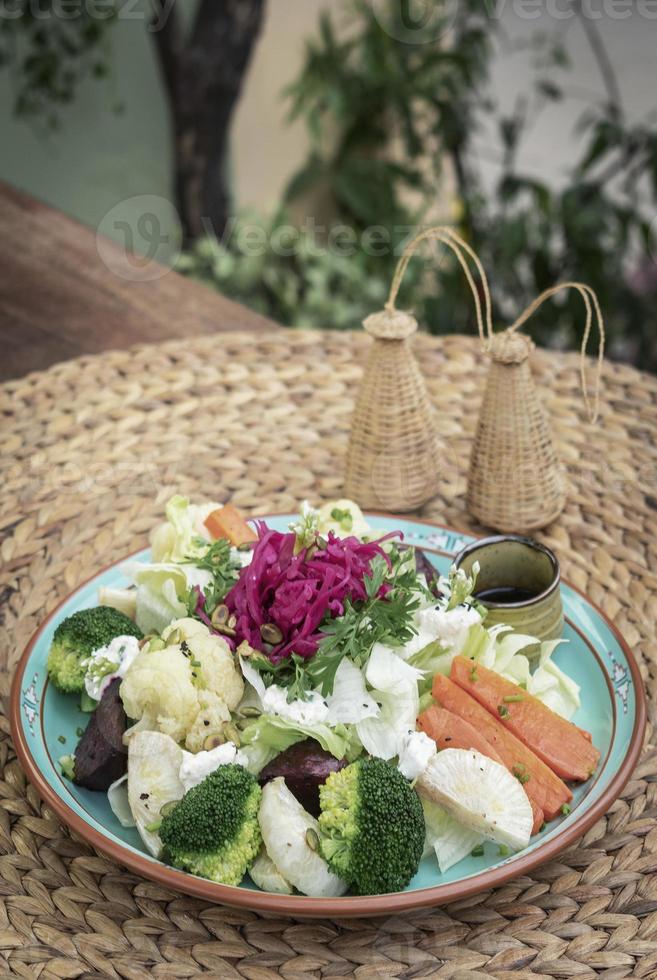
<box><xmin>47</xmin><ymin>607</ymin><xmax>142</xmax><ymax>694</ymax></box>
<box><xmin>159</xmin><ymin>764</ymin><xmax>262</xmax><ymax>885</ymax></box>
<box><xmin>318</xmin><ymin>757</ymin><xmax>425</xmax><ymax>895</ymax></box>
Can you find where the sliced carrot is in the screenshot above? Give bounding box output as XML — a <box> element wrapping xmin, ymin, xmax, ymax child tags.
<box><xmin>450</xmin><ymin>656</ymin><xmax>599</xmax><ymax>783</ymax></box>
<box><xmin>432</xmin><ymin>674</ymin><xmax>571</xmax><ymax>821</ymax></box>
<box><xmin>419</xmin><ymin>702</ymin><xmax>544</xmax><ymax>835</ymax></box>
<box><xmin>418</xmin><ymin>705</ymin><xmax>504</xmax><ymax>764</ymax></box>
<box><xmin>204</xmin><ymin>504</ymin><xmax>257</xmax><ymax>547</ymax></box>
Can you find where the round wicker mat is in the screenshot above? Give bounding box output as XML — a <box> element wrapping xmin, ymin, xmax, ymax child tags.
<box><xmin>1</xmin><ymin>330</ymin><xmax>656</xmax><ymax>979</ymax></box>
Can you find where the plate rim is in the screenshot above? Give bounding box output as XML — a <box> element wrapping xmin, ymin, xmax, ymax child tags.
<box><xmin>9</xmin><ymin>513</ymin><xmax>647</xmax><ymax>918</ymax></box>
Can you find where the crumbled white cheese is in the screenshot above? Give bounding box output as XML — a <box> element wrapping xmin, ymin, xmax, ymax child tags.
<box><xmin>261</xmin><ymin>685</ymin><xmax>330</xmax><ymax>726</ymax></box>
<box><xmin>83</xmin><ymin>635</ymin><xmax>141</xmax><ymax>701</ymax></box>
<box><xmin>179</xmin><ymin>742</ymin><xmax>248</xmax><ymax>793</ymax></box>
<box><xmin>397</xmin><ymin>730</ymin><xmax>437</xmax><ymax>780</ymax></box>
<box><xmin>417</xmin><ymin>605</ymin><xmax>482</xmax><ymax>653</ymax></box>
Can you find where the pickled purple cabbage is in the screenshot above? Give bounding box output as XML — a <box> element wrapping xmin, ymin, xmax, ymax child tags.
<box><xmin>225</xmin><ymin>523</ymin><xmax>396</xmax><ymax>663</ymax></box>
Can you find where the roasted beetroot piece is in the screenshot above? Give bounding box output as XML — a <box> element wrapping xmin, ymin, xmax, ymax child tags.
<box><xmin>259</xmin><ymin>739</ymin><xmax>347</xmax><ymax>816</ymax></box>
<box><xmin>74</xmin><ymin>678</ymin><xmax>127</xmax><ymax>791</ymax></box>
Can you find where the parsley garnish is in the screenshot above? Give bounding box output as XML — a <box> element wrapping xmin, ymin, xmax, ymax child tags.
<box><xmin>497</xmin><ymin>704</ymin><xmax>510</xmax><ymax>719</ymax></box>
<box><xmin>308</xmin><ymin>549</ymin><xmax>425</xmax><ymax>695</ymax></box>
<box><xmin>244</xmin><ymin>649</ymin><xmax>313</xmax><ymax>703</ymax></box>
<box><xmin>185</xmin><ymin>538</ymin><xmax>240</xmax><ymax>615</ymax></box>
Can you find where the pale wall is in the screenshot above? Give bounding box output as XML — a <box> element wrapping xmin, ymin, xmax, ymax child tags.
<box><xmin>0</xmin><ymin>1</ymin><xmax>655</xmax><ymax>253</ymax></box>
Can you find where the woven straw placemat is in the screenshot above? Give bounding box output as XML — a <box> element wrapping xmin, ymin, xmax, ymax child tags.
<box><xmin>1</xmin><ymin>330</ymin><xmax>656</xmax><ymax>979</ymax></box>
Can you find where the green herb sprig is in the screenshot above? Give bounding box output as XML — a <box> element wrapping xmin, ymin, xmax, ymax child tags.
<box><xmin>308</xmin><ymin>549</ymin><xmax>425</xmax><ymax>696</ymax></box>
<box><xmin>185</xmin><ymin>538</ymin><xmax>240</xmax><ymax>615</ymax></box>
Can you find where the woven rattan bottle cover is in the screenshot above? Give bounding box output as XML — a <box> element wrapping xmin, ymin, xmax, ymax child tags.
<box><xmin>467</xmin><ymin>282</ymin><xmax>605</xmax><ymax>533</ymax></box>
<box><xmin>344</xmin><ymin>226</ymin><xmax>490</xmax><ymax>512</ymax></box>
<box><xmin>344</xmin><ymin>305</ymin><xmax>440</xmax><ymax>511</ymax></box>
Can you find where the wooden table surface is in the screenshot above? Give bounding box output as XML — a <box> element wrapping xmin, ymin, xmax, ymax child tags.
<box><xmin>0</xmin><ymin>181</ymin><xmax>278</xmax><ymax>381</ymax></box>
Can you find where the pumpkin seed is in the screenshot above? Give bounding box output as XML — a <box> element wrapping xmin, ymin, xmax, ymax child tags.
<box><xmin>260</xmin><ymin>622</ymin><xmax>283</xmax><ymax>645</ymax></box>
<box><xmin>224</xmin><ymin>724</ymin><xmax>241</xmax><ymax>747</ymax></box>
<box><xmin>159</xmin><ymin>801</ymin><xmax>178</xmax><ymax>818</ymax></box>
<box><xmin>240</xmin><ymin>706</ymin><xmax>261</xmax><ymax>718</ymax></box>
<box><xmin>211</xmin><ymin>604</ymin><xmax>230</xmax><ymax>626</ymax></box>
<box><xmin>203</xmin><ymin>733</ymin><xmax>225</xmax><ymax>751</ymax></box>
<box><xmin>305</xmin><ymin>828</ymin><xmax>320</xmax><ymax>852</ymax></box>
<box><xmin>216</xmin><ymin>624</ymin><xmax>236</xmax><ymax>638</ymax></box>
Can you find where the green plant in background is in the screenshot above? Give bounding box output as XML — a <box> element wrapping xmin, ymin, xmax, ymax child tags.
<box><xmin>0</xmin><ymin>0</ymin><xmax>267</xmax><ymax>242</ymax></box>
<box><xmin>0</xmin><ymin>0</ymin><xmax>119</xmax><ymax>124</ymax></box>
<box><xmin>3</xmin><ymin>0</ymin><xmax>655</xmax><ymax>366</ymax></box>
<box><xmin>178</xmin><ymin>209</ymin><xmax>393</xmax><ymax>329</ymax></box>
<box><xmin>183</xmin><ymin>0</ymin><xmax>489</xmax><ymax>331</ymax></box>
<box><xmin>183</xmin><ymin>0</ymin><xmax>657</xmax><ymax>369</ymax></box>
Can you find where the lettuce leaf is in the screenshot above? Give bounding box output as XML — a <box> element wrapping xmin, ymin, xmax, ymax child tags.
<box><xmin>239</xmin><ymin>713</ymin><xmax>361</xmax><ymax>774</ymax></box>
<box><xmin>326</xmin><ymin>657</ymin><xmax>379</xmax><ymax>725</ymax></box>
<box><xmin>526</xmin><ymin>641</ymin><xmax>580</xmax><ymax>719</ymax></box>
<box><xmin>356</xmin><ymin>645</ymin><xmax>422</xmax><ymax>760</ymax></box>
<box><xmin>461</xmin><ymin>625</ymin><xmax>579</xmax><ymax>719</ymax></box>
<box><xmin>150</xmin><ymin>495</ymin><xmax>221</xmax><ymax>563</ymax></box>
<box><xmin>406</xmin><ymin>639</ymin><xmax>453</xmax><ymax>694</ymax></box>
<box><xmin>127</xmin><ymin>561</ymin><xmax>212</xmax><ymax>635</ymax></box>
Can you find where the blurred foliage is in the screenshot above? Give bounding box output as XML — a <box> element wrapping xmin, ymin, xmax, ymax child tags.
<box><xmin>2</xmin><ymin>0</ymin><xmax>655</xmax><ymax>366</ymax></box>
<box><xmin>183</xmin><ymin>0</ymin><xmax>657</xmax><ymax>368</ymax></box>
<box><xmin>0</xmin><ymin>1</ymin><xmax>119</xmax><ymax>126</ymax></box>
<box><xmin>177</xmin><ymin>209</ymin><xmax>394</xmax><ymax>329</ymax></box>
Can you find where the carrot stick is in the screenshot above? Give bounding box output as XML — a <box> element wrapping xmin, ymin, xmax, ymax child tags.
<box><xmin>432</xmin><ymin>674</ymin><xmax>572</xmax><ymax>821</ymax></box>
<box><xmin>450</xmin><ymin>656</ymin><xmax>600</xmax><ymax>783</ymax></box>
<box><xmin>204</xmin><ymin>504</ymin><xmax>257</xmax><ymax>547</ymax></box>
<box><xmin>418</xmin><ymin>702</ymin><xmax>545</xmax><ymax>835</ymax></box>
<box><xmin>418</xmin><ymin>705</ymin><xmax>504</xmax><ymax>764</ymax></box>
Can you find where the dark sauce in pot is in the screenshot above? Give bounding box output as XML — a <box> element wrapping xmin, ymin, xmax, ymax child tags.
<box><xmin>474</xmin><ymin>585</ymin><xmax>538</xmax><ymax>604</ymax></box>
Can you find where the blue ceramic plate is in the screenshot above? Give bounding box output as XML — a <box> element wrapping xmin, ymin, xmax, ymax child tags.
<box><xmin>10</xmin><ymin>515</ymin><xmax>646</xmax><ymax>917</ymax></box>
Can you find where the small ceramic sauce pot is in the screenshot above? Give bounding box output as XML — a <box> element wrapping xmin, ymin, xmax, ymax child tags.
<box><xmin>454</xmin><ymin>535</ymin><xmax>564</xmax><ymax>657</ymax></box>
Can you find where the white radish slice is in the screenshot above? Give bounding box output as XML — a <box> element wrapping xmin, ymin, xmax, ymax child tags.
<box><xmin>107</xmin><ymin>774</ymin><xmax>135</xmax><ymax>828</ymax></box>
<box><xmin>249</xmin><ymin>847</ymin><xmax>294</xmax><ymax>895</ymax></box>
<box><xmin>421</xmin><ymin>796</ymin><xmax>484</xmax><ymax>872</ymax></box>
<box><xmin>258</xmin><ymin>778</ymin><xmax>347</xmax><ymax>898</ymax></box>
<box><xmin>433</xmin><ymin>818</ymin><xmax>484</xmax><ymax>873</ymax></box>
<box><xmin>127</xmin><ymin>731</ymin><xmax>185</xmax><ymax>857</ymax></box>
<box><xmin>417</xmin><ymin>748</ymin><xmax>532</xmax><ymax>852</ymax></box>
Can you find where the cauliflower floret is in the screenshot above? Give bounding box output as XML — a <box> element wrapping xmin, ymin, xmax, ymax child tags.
<box><xmin>162</xmin><ymin>617</ymin><xmax>208</xmax><ymax>643</ymax></box>
<box><xmin>120</xmin><ymin>619</ymin><xmax>244</xmax><ymax>749</ymax></box>
<box><xmin>187</xmin><ymin>633</ymin><xmax>244</xmax><ymax>711</ymax></box>
<box><xmin>185</xmin><ymin>690</ymin><xmax>231</xmax><ymax>752</ymax></box>
<box><xmin>120</xmin><ymin>645</ymin><xmax>198</xmax><ymax>743</ymax></box>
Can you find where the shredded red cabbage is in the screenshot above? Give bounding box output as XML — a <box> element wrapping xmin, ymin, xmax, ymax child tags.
<box><xmin>224</xmin><ymin>523</ymin><xmax>399</xmax><ymax>663</ymax></box>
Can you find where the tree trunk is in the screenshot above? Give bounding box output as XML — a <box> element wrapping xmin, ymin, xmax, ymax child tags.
<box><xmin>152</xmin><ymin>0</ymin><xmax>266</xmax><ymax>245</ymax></box>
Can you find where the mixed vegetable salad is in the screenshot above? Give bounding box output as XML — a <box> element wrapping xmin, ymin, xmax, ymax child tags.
<box><xmin>48</xmin><ymin>497</ymin><xmax>600</xmax><ymax>897</ymax></box>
